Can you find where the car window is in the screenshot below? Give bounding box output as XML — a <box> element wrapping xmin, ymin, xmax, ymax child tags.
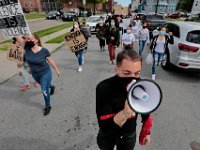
<box><xmin>87</xmin><ymin>17</ymin><xmax>100</xmax><ymax>22</ymax></box>
<box><xmin>146</xmin><ymin>15</ymin><xmax>164</xmax><ymax>20</ymax></box>
<box><xmin>186</xmin><ymin>30</ymin><xmax>200</xmax><ymax>44</ymax></box>
<box><xmin>167</xmin><ymin>23</ymin><xmax>180</xmax><ymax>38</ymax></box>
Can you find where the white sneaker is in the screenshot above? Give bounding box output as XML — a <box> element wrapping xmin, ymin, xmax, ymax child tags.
<box><xmin>152</xmin><ymin>74</ymin><xmax>156</xmax><ymax>80</ymax></box>
<box><xmin>109</xmin><ymin>61</ymin><xmax>112</xmax><ymax>65</ymax></box>
<box><xmin>78</xmin><ymin>66</ymin><xmax>82</xmax><ymax>72</ymax></box>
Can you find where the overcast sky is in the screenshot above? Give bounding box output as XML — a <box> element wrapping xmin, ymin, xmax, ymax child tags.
<box><xmin>115</xmin><ymin>0</ymin><xmax>131</xmax><ymax>7</ymax></box>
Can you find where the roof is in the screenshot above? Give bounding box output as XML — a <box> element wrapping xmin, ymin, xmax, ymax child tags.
<box><xmin>167</xmin><ymin>21</ymin><xmax>200</xmax><ymax>31</ymax></box>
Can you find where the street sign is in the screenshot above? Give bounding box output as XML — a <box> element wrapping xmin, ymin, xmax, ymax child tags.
<box><xmin>0</xmin><ymin>0</ymin><xmax>31</xmax><ymax>39</ymax></box>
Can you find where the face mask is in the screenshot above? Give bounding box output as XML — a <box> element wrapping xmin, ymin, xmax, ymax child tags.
<box><xmin>160</xmin><ymin>31</ymin><xmax>166</xmax><ymax>36</ymax></box>
<box><xmin>25</xmin><ymin>41</ymin><xmax>35</xmax><ymax>49</ymax></box>
<box><xmin>74</xmin><ymin>24</ymin><xmax>78</xmax><ymax>28</ymax></box>
<box><xmin>127</xmin><ymin>30</ymin><xmax>131</xmax><ymax>34</ymax></box>
<box><xmin>117</xmin><ymin>76</ymin><xmax>140</xmax><ymax>89</ymax></box>
<box><xmin>111</xmin><ymin>22</ymin><xmax>115</xmax><ymax>26</ymax></box>
<box><xmin>143</xmin><ymin>26</ymin><xmax>147</xmax><ymax>28</ymax></box>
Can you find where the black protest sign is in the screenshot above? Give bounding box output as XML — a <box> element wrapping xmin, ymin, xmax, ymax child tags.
<box><xmin>7</xmin><ymin>44</ymin><xmax>24</xmax><ymax>64</ymax></box>
<box><xmin>0</xmin><ymin>0</ymin><xmax>31</xmax><ymax>38</ymax></box>
<box><xmin>65</xmin><ymin>30</ymin><xmax>87</xmax><ymax>52</ymax></box>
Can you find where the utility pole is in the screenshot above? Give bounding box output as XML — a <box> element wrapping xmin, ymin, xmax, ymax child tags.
<box><xmin>155</xmin><ymin>0</ymin><xmax>159</xmax><ymax>13</ymax></box>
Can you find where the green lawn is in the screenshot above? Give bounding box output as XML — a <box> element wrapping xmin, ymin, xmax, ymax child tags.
<box><xmin>0</xmin><ymin>22</ymin><xmax>73</xmax><ymax>51</ymax></box>
<box><xmin>45</xmin><ymin>33</ymin><xmax>69</xmax><ymax>43</ymax></box>
<box><xmin>35</xmin><ymin>22</ymin><xmax>73</xmax><ymax>37</ymax></box>
<box><xmin>24</xmin><ymin>12</ymin><xmax>46</xmax><ymax>20</ymax></box>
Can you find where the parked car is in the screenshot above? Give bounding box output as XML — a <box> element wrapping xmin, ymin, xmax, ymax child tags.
<box><xmin>46</xmin><ymin>11</ymin><xmax>60</xmax><ymax>19</ymax></box>
<box><xmin>61</xmin><ymin>12</ymin><xmax>78</xmax><ymax>22</ymax></box>
<box><xmin>185</xmin><ymin>13</ymin><xmax>200</xmax><ymax>21</ymax></box>
<box><xmin>86</xmin><ymin>15</ymin><xmax>102</xmax><ymax>33</ymax></box>
<box><xmin>167</xmin><ymin>13</ymin><xmax>180</xmax><ymax>19</ymax></box>
<box><xmin>142</xmin><ymin>14</ymin><xmax>166</xmax><ymax>40</ymax></box>
<box><xmin>160</xmin><ymin>22</ymin><xmax>200</xmax><ymax>72</ymax></box>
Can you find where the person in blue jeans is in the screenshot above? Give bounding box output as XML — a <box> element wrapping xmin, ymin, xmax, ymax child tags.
<box><xmin>70</xmin><ymin>21</ymin><xmax>86</xmax><ymax>72</ymax></box>
<box><xmin>150</xmin><ymin>27</ymin><xmax>174</xmax><ymax>80</ymax></box>
<box><xmin>138</xmin><ymin>23</ymin><xmax>150</xmax><ymax>56</ymax></box>
<box><xmin>24</xmin><ymin>34</ymin><xmax>61</xmax><ymax>116</ymax></box>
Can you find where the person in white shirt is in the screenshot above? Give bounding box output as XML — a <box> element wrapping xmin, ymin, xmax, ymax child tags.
<box><xmin>138</xmin><ymin>23</ymin><xmax>150</xmax><ymax>56</ymax></box>
<box><xmin>121</xmin><ymin>26</ymin><xmax>136</xmax><ymax>50</ymax></box>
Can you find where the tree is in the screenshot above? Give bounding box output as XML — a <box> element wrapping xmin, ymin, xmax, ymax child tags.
<box><xmin>177</xmin><ymin>0</ymin><xmax>195</xmax><ymax>12</ymax></box>
<box><xmin>87</xmin><ymin>0</ymin><xmax>107</xmax><ymax>15</ymax></box>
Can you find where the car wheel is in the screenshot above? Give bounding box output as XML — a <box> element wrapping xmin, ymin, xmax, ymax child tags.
<box><xmin>161</xmin><ymin>51</ymin><xmax>170</xmax><ymax>70</ymax></box>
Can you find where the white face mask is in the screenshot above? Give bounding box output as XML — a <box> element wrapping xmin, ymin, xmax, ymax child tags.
<box><xmin>74</xmin><ymin>24</ymin><xmax>79</xmax><ymax>28</ymax></box>
<box><xmin>127</xmin><ymin>30</ymin><xmax>131</xmax><ymax>34</ymax></box>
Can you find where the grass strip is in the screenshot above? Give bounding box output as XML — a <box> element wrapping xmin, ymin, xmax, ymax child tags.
<box><xmin>24</xmin><ymin>12</ymin><xmax>46</xmax><ymax>20</ymax></box>
<box><xmin>45</xmin><ymin>32</ymin><xmax>69</xmax><ymax>43</ymax></box>
<box><xmin>0</xmin><ymin>22</ymin><xmax>73</xmax><ymax>51</ymax></box>
<box><xmin>34</xmin><ymin>22</ymin><xmax>73</xmax><ymax>37</ymax></box>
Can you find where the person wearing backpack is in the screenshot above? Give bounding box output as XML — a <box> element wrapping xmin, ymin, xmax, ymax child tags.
<box><xmin>150</xmin><ymin>27</ymin><xmax>174</xmax><ymax>80</ymax></box>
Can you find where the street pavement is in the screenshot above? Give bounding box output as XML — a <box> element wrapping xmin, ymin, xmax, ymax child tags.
<box><xmin>0</xmin><ymin>35</ymin><xmax>200</xmax><ymax>150</ymax></box>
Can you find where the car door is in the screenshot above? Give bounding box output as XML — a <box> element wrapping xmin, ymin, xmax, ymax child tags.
<box><xmin>166</xmin><ymin>23</ymin><xmax>181</xmax><ymax>65</ymax></box>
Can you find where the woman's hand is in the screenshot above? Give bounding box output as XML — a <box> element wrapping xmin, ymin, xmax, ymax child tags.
<box><xmin>56</xmin><ymin>70</ymin><xmax>61</xmax><ymax>77</ymax></box>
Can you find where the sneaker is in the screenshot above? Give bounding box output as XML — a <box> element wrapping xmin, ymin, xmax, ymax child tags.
<box><xmin>44</xmin><ymin>106</ymin><xmax>51</xmax><ymax>116</ymax></box>
<box><xmin>109</xmin><ymin>61</ymin><xmax>112</xmax><ymax>65</ymax></box>
<box><xmin>19</xmin><ymin>85</ymin><xmax>30</xmax><ymax>91</ymax></box>
<box><xmin>111</xmin><ymin>61</ymin><xmax>115</xmax><ymax>65</ymax></box>
<box><xmin>78</xmin><ymin>66</ymin><xmax>82</xmax><ymax>72</ymax></box>
<box><xmin>152</xmin><ymin>74</ymin><xmax>156</xmax><ymax>80</ymax></box>
<box><xmin>50</xmin><ymin>85</ymin><xmax>55</xmax><ymax>95</ymax></box>
<box><xmin>34</xmin><ymin>82</ymin><xmax>39</xmax><ymax>87</ymax></box>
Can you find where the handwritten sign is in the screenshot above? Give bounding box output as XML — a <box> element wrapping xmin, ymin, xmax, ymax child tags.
<box><xmin>7</xmin><ymin>44</ymin><xmax>24</xmax><ymax>64</ymax></box>
<box><xmin>65</xmin><ymin>30</ymin><xmax>87</xmax><ymax>52</ymax></box>
<box><xmin>0</xmin><ymin>0</ymin><xmax>31</xmax><ymax>38</ymax></box>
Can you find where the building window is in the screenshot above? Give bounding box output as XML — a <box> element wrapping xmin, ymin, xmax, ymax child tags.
<box><xmin>24</xmin><ymin>3</ymin><xmax>27</xmax><ymax>7</ymax></box>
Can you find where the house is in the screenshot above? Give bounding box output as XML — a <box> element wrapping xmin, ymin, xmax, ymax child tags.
<box><xmin>131</xmin><ymin>0</ymin><xmax>179</xmax><ymax>14</ymax></box>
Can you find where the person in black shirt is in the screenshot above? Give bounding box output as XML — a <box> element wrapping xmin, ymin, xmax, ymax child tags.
<box><xmin>96</xmin><ymin>50</ymin><xmax>153</xmax><ymax>150</ymax></box>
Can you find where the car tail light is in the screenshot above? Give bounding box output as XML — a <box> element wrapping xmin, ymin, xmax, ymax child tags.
<box><xmin>147</xmin><ymin>21</ymin><xmax>151</xmax><ymax>28</ymax></box>
<box><xmin>179</xmin><ymin>63</ymin><xmax>189</xmax><ymax>67</ymax></box>
<box><xmin>178</xmin><ymin>43</ymin><xmax>199</xmax><ymax>53</ymax></box>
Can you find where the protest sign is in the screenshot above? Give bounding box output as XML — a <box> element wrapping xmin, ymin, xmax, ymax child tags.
<box><xmin>0</xmin><ymin>0</ymin><xmax>31</xmax><ymax>38</ymax></box>
<box><xmin>65</xmin><ymin>30</ymin><xmax>87</xmax><ymax>52</ymax></box>
<box><xmin>7</xmin><ymin>44</ymin><xmax>24</xmax><ymax>64</ymax></box>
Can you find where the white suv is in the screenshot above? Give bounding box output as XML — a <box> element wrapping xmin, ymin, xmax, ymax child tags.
<box><xmin>161</xmin><ymin>22</ymin><xmax>200</xmax><ymax>72</ymax></box>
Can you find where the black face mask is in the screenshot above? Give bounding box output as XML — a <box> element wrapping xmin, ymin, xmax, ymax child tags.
<box><xmin>25</xmin><ymin>41</ymin><xmax>35</xmax><ymax>49</ymax></box>
<box><xmin>116</xmin><ymin>76</ymin><xmax>140</xmax><ymax>89</ymax></box>
<box><xmin>143</xmin><ymin>26</ymin><xmax>147</xmax><ymax>28</ymax></box>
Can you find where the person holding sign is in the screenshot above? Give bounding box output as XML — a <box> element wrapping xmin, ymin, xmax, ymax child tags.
<box><xmin>24</xmin><ymin>34</ymin><xmax>61</xmax><ymax>116</ymax></box>
<box><xmin>12</xmin><ymin>36</ymin><xmax>39</xmax><ymax>91</ymax></box>
<box><xmin>70</xmin><ymin>21</ymin><xmax>86</xmax><ymax>72</ymax></box>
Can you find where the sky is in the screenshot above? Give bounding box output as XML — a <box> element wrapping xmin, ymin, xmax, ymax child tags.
<box><xmin>115</xmin><ymin>0</ymin><xmax>131</xmax><ymax>7</ymax></box>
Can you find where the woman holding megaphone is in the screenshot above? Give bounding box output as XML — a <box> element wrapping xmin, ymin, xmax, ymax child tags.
<box><xmin>96</xmin><ymin>50</ymin><xmax>154</xmax><ymax>150</ymax></box>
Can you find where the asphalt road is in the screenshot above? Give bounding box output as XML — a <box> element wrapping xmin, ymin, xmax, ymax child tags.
<box><xmin>0</xmin><ymin>36</ymin><xmax>200</xmax><ymax>150</ymax></box>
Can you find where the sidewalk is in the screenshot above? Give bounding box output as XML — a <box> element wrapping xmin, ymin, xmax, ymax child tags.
<box><xmin>0</xmin><ymin>27</ymin><xmax>71</xmax><ymax>84</ymax></box>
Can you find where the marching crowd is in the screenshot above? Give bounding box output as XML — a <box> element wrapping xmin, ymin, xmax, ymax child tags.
<box><xmin>10</xmin><ymin>12</ymin><xmax>173</xmax><ymax>150</ymax></box>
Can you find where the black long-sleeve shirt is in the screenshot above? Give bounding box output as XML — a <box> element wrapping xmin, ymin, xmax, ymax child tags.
<box><xmin>96</xmin><ymin>75</ymin><xmax>150</xmax><ymax>136</ymax></box>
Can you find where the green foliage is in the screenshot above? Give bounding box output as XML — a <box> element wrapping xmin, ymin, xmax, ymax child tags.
<box><xmin>86</xmin><ymin>0</ymin><xmax>106</xmax><ymax>4</ymax></box>
<box><xmin>177</xmin><ymin>0</ymin><xmax>195</xmax><ymax>12</ymax></box>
